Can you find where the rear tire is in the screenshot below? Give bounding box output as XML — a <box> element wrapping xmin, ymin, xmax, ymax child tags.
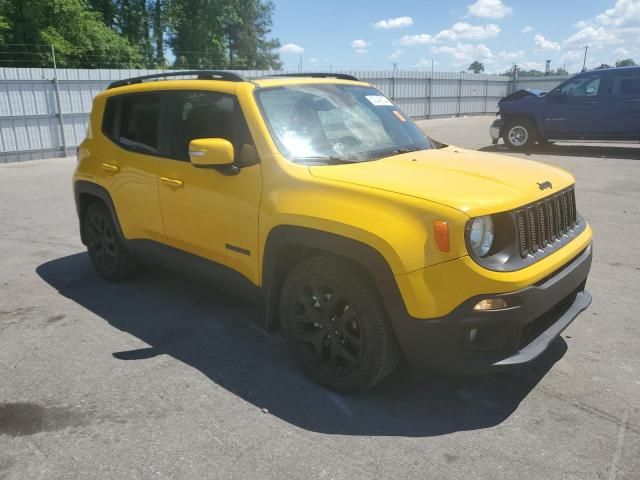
<box><xmin>279</xmin><ymin>256</ymin><xmax>399</xmax><ymax>393</ymax></box>
<box><xmin>504</xmin><ymin>119</ymin><xmax>537</xmax><ymax>149</ymax></box>
<box><xmin>83</xmin><ymin>202</ymin><xmax>138</xmax><ymax>281</ymax></box>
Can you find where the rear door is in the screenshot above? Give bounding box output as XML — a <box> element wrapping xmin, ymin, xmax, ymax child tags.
<box><xmin>603</xmin><ymin>69</ymin><xmax>640</xmax><ymax>138</ymax></box>
<box><xmin>99</xmin><ymin>93</ymin><xmax>164</xmax><ymax>242</ymax></box>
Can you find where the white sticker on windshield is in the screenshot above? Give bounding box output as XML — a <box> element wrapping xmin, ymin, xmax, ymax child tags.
<box><xmin>365</xmin><ymin>95</ymin><xmax>393</xmax><ymax>106</ymax></box>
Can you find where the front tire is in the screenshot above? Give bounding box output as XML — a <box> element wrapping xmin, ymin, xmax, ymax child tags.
<box><xmin>504</xmin><ymin>119</ymin><xmax>537</xmax><ymax>149</ymax></box>
<box><xmin>279</xmin><ymin>256</ymin><xmax>399</xmax><ymax>393</ymax></box>
<box><xmin>83</xmin><ymin>202</ymin><xmax>138</xmax><ymax>281</ymax></box>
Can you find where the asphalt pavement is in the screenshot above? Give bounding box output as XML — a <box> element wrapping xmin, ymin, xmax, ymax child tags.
<box><xmin>1</xmin><ymin>115</ymin><xmax>639</xmax><ymax>479</ymax></box>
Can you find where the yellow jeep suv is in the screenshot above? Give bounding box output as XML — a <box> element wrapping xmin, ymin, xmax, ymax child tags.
<box><xmin>73</xmin><ymin>71</ymin><xmax>593</xmax><ymax>392</ymax></box>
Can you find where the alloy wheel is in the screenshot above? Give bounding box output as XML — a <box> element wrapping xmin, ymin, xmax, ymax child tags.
<box><xmin>290</xmin><ymin>281</ymin><xmax>364</xmax><ymax>376</ymax></box>
<box><xmin>86</xmin><ymin>212</ymin><xmax>117</xmax><ymax>274</ymax></box>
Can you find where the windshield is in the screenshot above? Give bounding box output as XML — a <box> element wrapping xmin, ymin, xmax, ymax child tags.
<box><xmin>255</xmin><ymin>84</ymin><xmax>431</xmax><ymax>164</ymax></box>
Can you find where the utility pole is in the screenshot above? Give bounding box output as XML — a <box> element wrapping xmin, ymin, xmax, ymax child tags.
<box><xmin>582</xmin><ymin>46</ymin><xmax>588</xmax><ymax>72</ymax></box>
<box><xmin>50</xmin><ymin>45</ymin><xmax>68</xmax><ymax>157</ymax></box>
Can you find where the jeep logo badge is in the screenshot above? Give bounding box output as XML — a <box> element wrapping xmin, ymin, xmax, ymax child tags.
<box><xmin>537</xmin><ymin>181</ymin><xmax>553</xmax><ymax>190</ymax></box>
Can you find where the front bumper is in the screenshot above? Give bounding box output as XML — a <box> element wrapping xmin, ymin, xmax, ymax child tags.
<box><xmin>393</xmin><ymin>244</ymin><xmax>592</xmax><ymax>374</ymax></box>
<box><xmin>490</xmin><ymin>118</ymin><xmax>503</xmax><ymax>143</ymax></box>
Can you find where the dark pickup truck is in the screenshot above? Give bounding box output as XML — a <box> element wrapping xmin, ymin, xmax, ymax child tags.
<box><xmin>491</xmin><ymin>66</ymin><xmax>640</xmax><ymax>149</ymax></box>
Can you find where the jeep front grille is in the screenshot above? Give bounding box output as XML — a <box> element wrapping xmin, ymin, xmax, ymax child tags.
<box><xmin>515</xmin><ymin>187</ymin><xmax>577</xmax><ymax>258</ymax></box>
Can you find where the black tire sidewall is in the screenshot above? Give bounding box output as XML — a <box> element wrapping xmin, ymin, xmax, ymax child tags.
<box><xmin>83</xmin><ymin>202</ymin><xmax>130</xmax><ymax>281</ymax></box>
<box><xmin>280</xmin><ymin>256</ymin><xmax>395</xmax><ymax>393</ymax></box>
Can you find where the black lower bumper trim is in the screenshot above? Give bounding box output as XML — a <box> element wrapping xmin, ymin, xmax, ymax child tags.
<box><xmin>392</xmin><ymin>245</ymin><xmax>592</xmax><ymax>374</ymax></box>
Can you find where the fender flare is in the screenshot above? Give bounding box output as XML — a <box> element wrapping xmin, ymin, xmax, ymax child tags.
<box><xmin>74</xmin><ymin>180</ymin><xmax>125</xmax><ymax>244</ymax></box>
<box><xmin>261</xmin><ymin>225</ymin><xmax>409</xmax><ymax>332</ymax></box>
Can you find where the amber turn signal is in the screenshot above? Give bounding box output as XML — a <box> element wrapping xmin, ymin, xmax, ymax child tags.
<box><xmin>434</xmin><ymin>221</ymin><xmax>450</xmax><ymax>252</ymax></box>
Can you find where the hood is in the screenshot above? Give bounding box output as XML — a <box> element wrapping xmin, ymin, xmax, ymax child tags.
<box><xmin>498</xmin><ymin>88</ymin><xmax>546</xmax><ymax>105</ymax></box>
<box><xmin>309</xmin><ymin>146</ymin><xmax>575</xmax><ymax>217</ymax></box>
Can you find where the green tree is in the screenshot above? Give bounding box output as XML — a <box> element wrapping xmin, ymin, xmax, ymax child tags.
<box><xmin>152</xmin><ymin>0</ymin><xmax>166</xmax><ymax>67</ymax></box>
<box><xmin>554</xmin><ymin>67</ymin><xmax>569</xmax><ymax>76</ymax></box>
<box><xmin>166</xmin><ymin>0</ymin><xmax>230</xmax><ymax>68</ymax></box>
<box><xmin>1</xmin><ymin>0</ymin><xmax>143</xmax><ymax>67</ymax></box>
<box><xmin>87</xmin><ymin>0</ymin><xmax>117</xmax><ymax>27</ymax></box>
<box><xmin>0</xmin><ymin>16</ymin><xmax>9</xmax><ymax>46</ymax></box>
<box><xmin>116</xmin><ymin>0</ymin><xmax>152</xmax><ymax>64</ymax></box>
<box><xmin>227</xmin><ymin>0</ymin><xmax>282</xmax><ymax>69</ymax></box>
<box><xmin>468</xmin><ymin>61</ymin><xmax>484</xmax><ymax>74</ymax></box>
<box><xmin>166</xmin><ymin>0</ymin><xmax>281</xmax><ymax>69</ymax></box>
<box><xmin>615</xmin><ymin>58</ymin><xmax>636</xmax><ymax>67</ymax></box>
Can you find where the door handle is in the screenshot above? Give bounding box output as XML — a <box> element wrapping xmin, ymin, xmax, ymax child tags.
<box><xmin>160</xmin><ymin>177</ymin><xmax>184</xmax><ymax>188</ymax></box>
<box><xmin>583</xmin><ymin>101</ymin><xmax>598</xmax><ymax>105</ymax></box>
<box><xmin>100</xmin><ymin>162</ymin><xmax>119</xmax><ymax>173</ymax></box>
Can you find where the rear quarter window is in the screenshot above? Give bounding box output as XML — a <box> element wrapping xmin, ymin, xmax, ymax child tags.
<box><xmin>101</xmin><ymin>93</ymin><xmax>161</xmax><ymax>156</ymax></box>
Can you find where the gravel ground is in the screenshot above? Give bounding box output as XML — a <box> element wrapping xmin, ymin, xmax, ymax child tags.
<box><xmin>1</xmin><ymin>115</ymin><xmax>639</xmax><ymax>480</ymax></box>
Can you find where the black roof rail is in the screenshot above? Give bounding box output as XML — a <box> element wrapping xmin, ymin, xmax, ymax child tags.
<box><xmin>107</xmin><ymin>70</ymin><xmax>246</xmax><ymax>89</ymax></box>
<box><xmin>264</xmin><ymin>72</ymin><xmax>360</xmax><ymax>81</ymax></box>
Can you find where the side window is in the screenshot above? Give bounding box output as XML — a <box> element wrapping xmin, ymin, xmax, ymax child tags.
<box><xmin>102</xmin><ymin>96</ymin><xmax>119</xmax><ymax>141</ymax></box>
<box><xmin>118</xmin><ymin>94</ymin><xmax>161</xmax><ymax>154</ymax></box>
<box><xmin>166</xmin><ymin>91</ymin><xmax>258</xmax><ymax>165</ymax></box>
<box><xmin>606</xmin><ymin>71</ymin><xmax>640</xmax><ymax>96</ymax></box>
<box><xmin>559</xmin><ymin>75</ymin><xmax>602</xmax><ymax>97</ymax></box>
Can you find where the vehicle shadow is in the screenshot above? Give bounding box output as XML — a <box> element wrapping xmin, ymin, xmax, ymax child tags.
<box><xmin>37</xmin><ymin>252</ymin><xmax>568</xmax><ymax>437</ymax></box>
<box><xmin>480</xmin><ymin>143</ymin><xmax>640</xmax><ymax>160</ymax></box>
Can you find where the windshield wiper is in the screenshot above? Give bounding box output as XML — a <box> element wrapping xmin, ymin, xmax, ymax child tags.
<box><xmin>373</xmin><ymin>146</ymin><xmax>426</xmax><ymax>160</ymax></box>
<box><xmin>293</xmin><ymin>155</ymin><xmax>355</xmax><ymax>165</ymax></box>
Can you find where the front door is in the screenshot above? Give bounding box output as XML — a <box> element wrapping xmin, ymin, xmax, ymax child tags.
<box><xmin>156</xmin><ymin>90</ymin><xmax>262</xmax><ymax>284</ymax></box>
<box><xmin>541</xmin><ymin>72</ymin><xmax>608</xmax><ymax>138</ymax></box>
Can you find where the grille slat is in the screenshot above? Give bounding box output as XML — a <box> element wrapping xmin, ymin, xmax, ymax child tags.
<box><xmin>516</xmin><ymin>187</ymin><xmax>578</xmax><ymax>258</ymax></box>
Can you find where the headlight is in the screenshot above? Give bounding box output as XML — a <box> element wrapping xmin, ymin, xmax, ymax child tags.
<box><xmin>469</xmin><ymin>216</ymin><xmax>494</xmax><ymax>257</ymax></box>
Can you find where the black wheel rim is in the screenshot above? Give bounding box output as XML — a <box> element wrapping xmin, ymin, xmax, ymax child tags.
<box><xmin>289</xmin><ymin>281</ymin><xmax>364</xmax><ymax>376</ymax></box>
<box><xmin>86</xmin><ymin>213</ymin><xmax>117</xmax><ymax>274</ymax></box>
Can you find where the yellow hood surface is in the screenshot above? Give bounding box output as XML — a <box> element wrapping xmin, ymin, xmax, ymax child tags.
<box><xmin>309</xmin><ymin>146</ymin><xmax>575</xmax><ymax>217</ymax></box>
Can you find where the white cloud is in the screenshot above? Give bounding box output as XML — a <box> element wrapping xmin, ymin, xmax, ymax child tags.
<box><xmin>468</xmin><ymin>0</ymin><xmax>513</xmax><ymax>19</ymax></box>
<box><xmin>350</xmin><ymin>39</ymin><xmax>369</xmax><ymax>49</ymax></box>
<box><xmin>521</xmin><ymin>25</ymin><xmax>533</xmax><ymax>33</ymax></box>
<box><xmin>431</xmin><ymin>43</ymin><xmax>493</xmax><ymax>65</ymax></box>
<box><xmin>595</xmin><ymin>0</ymin><xmax>640</xmax><ymax>27</ymax></box>
<box><xmin>498</xmin><ymin>49</ymin><xmax>525</xmax><ymax>60</ymax></box>
<box><xmin>372</xmin><ymin>16</ymin><xmax>414</xmax><ymax>30</ymax></box>
<box><xmin>435</xmin><ymin>22</ymin><xmax>500</xmax><ymax>41</ymax></box>
<box><xmin>564</xmin><ymin>26</ymin><xmax>619</xmax><ymax>47</ymax></box>
<box><xmin>562</xmin><ymin>0</ymin><xmax>640</xmax><ymax>62</ymax></box>
<box><xmin>398</xmin><ymin>33</ymin><xmax>436</xmax><ymax>46</ymax></box>
<box><xmin>534</xmin><ymin>34</ymin><xmax>560</xmax><ymax>51</ymax></box>
<box><xmin>613</xmin><ymin>47</ymin><xmax>630</xmax><ymax>57</ymax></box>
<box><xmin>350</xmin><ymin>39</ymin><xmax>370</xmax><ymax>54</ymax></box>
<box><xmin>399</xmin><ymin>22</ymin><xmax>499</xmax><ymax>47</ymax></box>
<box><xmin>389</xmin><ymin>49</ymin><xmax>403</xmax><ymax>60</ymax></box>
<box><xmin>279</xmin><ymin>43</ymin><xmax>304</xmax><ymax>54</ymax></box>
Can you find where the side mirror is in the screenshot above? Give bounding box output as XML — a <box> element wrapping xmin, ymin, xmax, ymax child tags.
<box><xmin>189</xmin><ymin>138</ymin><xmax>234</xmax><ymax>168</ymax></box>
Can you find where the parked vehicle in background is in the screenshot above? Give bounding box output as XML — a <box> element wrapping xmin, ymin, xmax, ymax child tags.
<box><xmin>491</xmin><ymin>66</ymin><xmax>640</xmax><ymax>149</ymax></box>
<box><xmin>74</xmin><ymin>71</ymin><xmax>593</xmax><ymax>392</ymax></box>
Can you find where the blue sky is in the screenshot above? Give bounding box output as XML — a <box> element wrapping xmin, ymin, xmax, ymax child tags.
<box><xmin>270</xmin><ymin>0</ymin><xmax>640</xmax><ymax>73</ymax></box>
